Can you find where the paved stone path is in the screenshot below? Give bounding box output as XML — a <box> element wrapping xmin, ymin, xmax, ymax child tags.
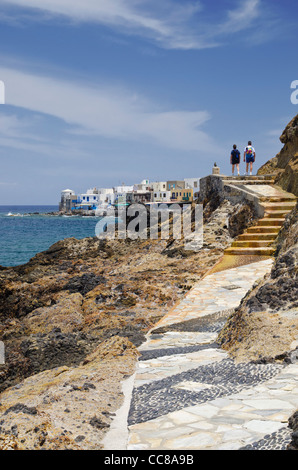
<box><xmin>102</xmin><ymin>181</ymin><xmax>297</xmax><ymax>451</ymax></box>
<box><xmin>124</xmin><ymin>258</ymin><xmax>298</xmax><ymax>450</ymax></box>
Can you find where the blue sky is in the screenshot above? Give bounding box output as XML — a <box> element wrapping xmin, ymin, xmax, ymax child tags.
<box><xmin>0</xmin><ymin>0</ymin><xmax>297</xmax><ymax>204</ymax></box>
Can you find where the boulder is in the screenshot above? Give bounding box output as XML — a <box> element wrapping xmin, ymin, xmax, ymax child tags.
<box><xmin>258</xmin><ymin>114</ymin><xmax>298</xmax><ymax>196</ymax></box>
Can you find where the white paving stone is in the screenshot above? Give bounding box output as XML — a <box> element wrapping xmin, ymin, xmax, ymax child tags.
<box><xmin>244</xmin><ymin>420</ymin><xmax>283</xmax><ymax>435</ymax></box>
<box><xmin>126</xmin><ymin>257</ymin><xmax>296</xmax><ymax>451</ymax></box>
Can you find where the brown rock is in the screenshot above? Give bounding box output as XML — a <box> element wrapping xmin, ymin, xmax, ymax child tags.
<box><xmin>258</xmin><ymin>114</ymin><xmax>298</xmax><ymax>196</ymax></box>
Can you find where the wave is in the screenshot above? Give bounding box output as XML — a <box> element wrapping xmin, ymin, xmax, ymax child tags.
<box><xmin>7</xmin><ymin>212</ymin><xmax>23</xmax><ymax>217</ymax></box>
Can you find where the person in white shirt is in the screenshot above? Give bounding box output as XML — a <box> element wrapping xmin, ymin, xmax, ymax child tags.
<box><xmin>244</xmin><ymin>141</ymin><xmax>256</xmax><ymax>175</ymax></box>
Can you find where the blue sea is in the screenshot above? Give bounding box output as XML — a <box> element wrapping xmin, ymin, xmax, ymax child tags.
<box><xmin>0</xmin><ymin>206</ymin><xmax>104</xmax><ymax>267</ymax></box>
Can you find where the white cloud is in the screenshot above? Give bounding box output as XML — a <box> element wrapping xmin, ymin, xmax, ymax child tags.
<box><xmin>0</xmin><ymin>109</ymin><xmax>94</xmax><ymax>160</ymax></box>
<box><xmin>0</xmin><ymin>66</ymin><xmax>218</xmax><ymax>153</ymax></box>
<box><xmin>0</xmin><ymin>0</ymin><xmax>269</xmax><ymax>50</ymax></box>
<box><xmin>0</xmin><ymin>0</ymin><xmax>191</xmax><ymax>44</ymax></box>
<box><xmin>219</xmin><ymin>0</ymin><xmax>260</xmax><ymax>34</ymax></box>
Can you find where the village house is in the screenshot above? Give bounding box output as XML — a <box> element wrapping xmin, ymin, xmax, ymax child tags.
<box><xmin>184</xmin><ymin>178</ymin><xmax>200</xmax><ymax>200</ymax></box>
<box><xmin>150</xmin><ymin>181</ymin><xmax>167</xmax><ymax>192</ymax></box>
<box><xmin>59</xmin><ymin>189</ymin><xmax>77</xmax><ymax>212</ymax></box>
<box><xmin>152</xmin><ymin>190</ymin><xmax>171</xmax><ymax>203</ymax></box>
<box><xmin>170</xmin><ymin>188</ymin><xmax>193</xmax><ymax>203</ymax></box>
<box><xmin>167</xmin><ymin>180</ymin><xmax>185</xmax><ymax>191</ymax></box>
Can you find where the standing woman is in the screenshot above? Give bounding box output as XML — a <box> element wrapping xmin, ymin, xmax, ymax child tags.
<box><xmin>230</xmin><ymin>144</ymin><xmax>240</xmax><ymax>176</ymax></box>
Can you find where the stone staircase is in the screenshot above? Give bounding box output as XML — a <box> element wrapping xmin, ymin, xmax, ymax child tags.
<box><xmin>224</xmin><ymin>179</ymin><xmax>297</xmax><ymax>257</ymax></box>
<box><xmin>221</xmin><ymin>175</ymin><xmax>276</xmax><ymax>186</ymax></box>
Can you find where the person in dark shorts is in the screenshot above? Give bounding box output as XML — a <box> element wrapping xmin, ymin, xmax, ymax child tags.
<box><xmin>230</xmin><ymin>144</ymin><xmax>240</xmax><ymax>176</ymax></box>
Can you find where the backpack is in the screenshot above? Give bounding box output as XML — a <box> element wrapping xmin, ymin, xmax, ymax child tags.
<box><xmin>246</xmin><ymin>146</ymin><xmax>254</xmax><ymax>156</ymax></box>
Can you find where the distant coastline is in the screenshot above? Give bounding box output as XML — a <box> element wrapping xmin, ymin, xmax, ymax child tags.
<box><xmin>0</xmin><ymin>205</ymin><xmax>104</xmax><ymax>267</ymax></box>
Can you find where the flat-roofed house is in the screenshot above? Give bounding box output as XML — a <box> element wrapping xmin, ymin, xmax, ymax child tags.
<box><xmin>170</xmin><ymin>188</ymin><xmax>193</xmax><ymax>203</ymax></box>
<box><xmin>167</xmin><ymin>180</ymin><xmax>185</xmax><ymax>191</ymax></box>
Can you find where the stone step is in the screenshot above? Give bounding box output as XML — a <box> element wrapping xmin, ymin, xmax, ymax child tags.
<box><xmin>264</xmin><ymin>210</ymin><xmax>292</xmax><ymax>218</ymax></box>
<box><xmin>238</xmin><ymin>233</ymin><xmax>276</xmax><ymax>241</ymax></box>
<box><xmin>225</xmin><ymin>246</ymin><xmax>275</xmax><ymax>256</ymax></box>
<box><xmin>232</xmin><ymin>240</ymin><xmax>273</xmax><ymax>248</ymax></box>
<box><xmin>246</xmin><ymin>226</ymin><xmax>280</xmax><ymax>234</ymax></box>
<box><xmin>259</xmin><ymin>196</ymin><xmax>297</xmax><ymax>203</ymax></box>
<box><xmin>224</xmin><ymin>180</ymin><xmax>275</xmax><ymax>186</ymax></box>
<box><xmin>221</xmin><ymin>175</ymin><xmax>275</xmax><ymax>181</ymax></box>
<box><xmin>257</xmin><ymin>218</ymin><xmax>285</xmax><ymax>226</ymax></box>
<box><xmin>261</xmin><ymin>202</ymin><xmax>297</xmax><ymax>211</ymax></box>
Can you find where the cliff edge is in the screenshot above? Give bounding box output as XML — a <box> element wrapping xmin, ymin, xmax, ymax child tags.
<box><xmin>258</xmin><ymin>114</ymin><xmax>298</xmax><ymax>196</ymax></box>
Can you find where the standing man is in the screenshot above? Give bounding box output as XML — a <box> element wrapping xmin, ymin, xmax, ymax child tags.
<box><xmin>244</xmin><ymin>141</ymin><xmax>256</xmax><ymax>175</ymax></box>
<box><xmin>230</xmin><ymin>144</ymin><xmax>240</xmax><ymax>176</ymax></box>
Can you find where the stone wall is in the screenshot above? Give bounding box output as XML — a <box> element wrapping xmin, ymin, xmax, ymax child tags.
<box><xmin>199</xmin><ymin>175</ymin><xmax>264</xmax><ymax>218</ymax></box>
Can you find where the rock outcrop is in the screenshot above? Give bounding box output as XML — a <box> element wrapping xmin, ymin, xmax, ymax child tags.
<box><xmin>0</xmin><ymin>198</ymin><xmax>247</xmax><ymax>449</ymax></box>
<box><xmin>218</xmin><ymin>203</ymin><xmax>298</xmax><ymax>361</ymax></box>
<box><xmin>258</xmin><ymin>114</ymin><xmax>298</xmax><ymax>196</ymax></box>
<box><xmin>0</xmin><ymin>336</ymin><xmax>138</xmax><ymax>450</ymax></box>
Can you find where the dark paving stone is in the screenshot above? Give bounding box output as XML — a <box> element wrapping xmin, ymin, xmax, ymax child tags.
<box><xmin>128</xmin><ymin>359</ymin><xmax>284</xmax><ymax>426</ymax></box>
<box><xmin>139</xmin><ymin>342</ymin><xmax>220</xmax><ymax>361</ymax></box>
<box><xmin>151</xmin><ymin>310</ymin><xmax>233</xmax><ymax>335</ymax></box>
<box><xmin>240</xmin><ymin>427</ymin><xmax>292</xmax><ymax>450</ymax></box>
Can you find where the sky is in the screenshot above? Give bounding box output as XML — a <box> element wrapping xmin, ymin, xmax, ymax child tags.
<box><xmin>0</xmin><ymin>0</ymin><xmax>298</xmax><ymax>204</ymax></box>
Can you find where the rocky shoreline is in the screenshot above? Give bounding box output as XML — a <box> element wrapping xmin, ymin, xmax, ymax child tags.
<box><xmin>0</xmin><ymin>197</ymin><xmax>297</xmax><ymax>449</ymax></box>
<box><xmin>0</xmin><ymin>195</ymin><xmax>259</xmax><ymax>449</ymax></box>
<box><xmin>0</xmin><ymin>114</ymin><xmax>298</xmax><ymax>450</ymax></box>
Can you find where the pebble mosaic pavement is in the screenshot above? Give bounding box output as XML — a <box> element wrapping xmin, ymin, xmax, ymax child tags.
<box><xmin>125</xmin><ymin>258</ymin><xmax>298</xmax><ymax>450</ymax></box>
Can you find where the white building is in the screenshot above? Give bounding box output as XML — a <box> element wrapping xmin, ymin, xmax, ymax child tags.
<box><xmin>184</xmin><ymin>178</ymin><xmax>200</xmax><ymax>199</ymax></box>
<box><xmin>150</xmin><ymin>181</ymin><xmax>167</xmax><ymax>192</ymax></box>
<box><xmin>133</xmin><ymin>179</ymin><xmax>151</xmax><ymax>192</ymax></box>
<box><xmin>75</xmin><ymin>187</ymin><xmax>116</xmax><ymax>208</ymax></box>
<box><xmin>98</xmin><ymin>188</ymin><xmax>114</xmax><ymax>195</ymax></box>
<box><xmin>152</xmin><ymin>190</ymin><xmax>171</xmax><ymax>203</ymax></box>
<box><xmin>59</xmin><ymin>189</ymin><xmax>76</xmax><ymax>212</ymax></box>
<box><xmin>97</xmin><ymin>188</ymin><xmax>115</xmax><ymax>205</ymax></box>
<box><xmin>61</xmin><ymin>189</ymin><xmax>75</xmax><ymax>198</ymax></box>
<box><xmin>114</xmin><ymin>185</ymin><xmax>134</xmax><ymax>194</ymax></box>
<box><xmin>77</xmin><ymin>193</ymin><xmax>100</xmax><ymax>206</ymax></box>
<box><xmin>184</xmin><ymin>178</ymin><xmax>200</xmax><ymax>189</ymax></box>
